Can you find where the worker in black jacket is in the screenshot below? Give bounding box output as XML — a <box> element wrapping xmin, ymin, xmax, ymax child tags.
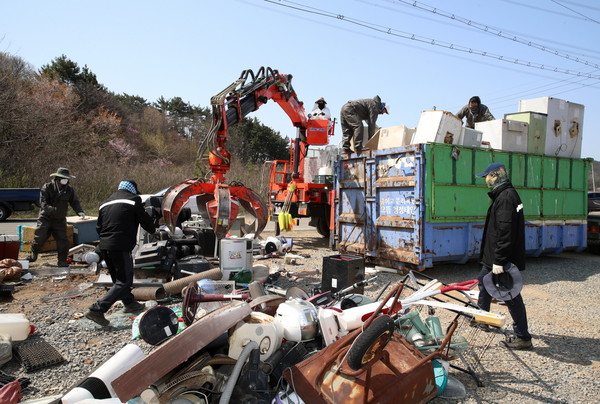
<box><xmin>476</xmin><ymin>162</ymin><xmax>532</xmax><ymax>349</ymax></box>
<box><xmin>27</xmin><ymin>167</ymin><xmax>85</xmax><ymax>267</ymax></box>
<box><xmin>85</xmin><ymin>180</ymin><xmax>157</xmax><ymax>327</ymax></box>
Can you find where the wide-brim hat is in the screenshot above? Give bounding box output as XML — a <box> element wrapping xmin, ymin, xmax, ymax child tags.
<box><xmin>316</xmin><ymin>97</ymin><xmax>326</xmax><ymax>104</ymax></box>
<box><xmin>483</xmin><ymin>264</ymin><xmax>523</xmax><ymax>301</ymax></box>
<box><xmin>50</xmin><ymin>167</ymin><xmax>75</xmax><ymax>179</ymax></box>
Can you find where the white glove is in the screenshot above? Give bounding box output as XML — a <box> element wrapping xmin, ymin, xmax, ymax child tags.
<box><xmin>78</xmin><ymin>212</ymin><xmax>86</xmax><ymax>219</ymax></box>
<box><xmin>492</xmin><ymin>264</ymin><xmax>504</xmax><ymax>275</ymax></box>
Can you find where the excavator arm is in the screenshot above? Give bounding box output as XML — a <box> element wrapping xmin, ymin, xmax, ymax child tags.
<box><xmin>162</xmin><ymin>67</ymin><xmax>317</xmax><ymax>237</ymax></box>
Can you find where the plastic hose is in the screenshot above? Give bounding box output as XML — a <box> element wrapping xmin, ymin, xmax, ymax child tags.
<box><xmin>219</xmin><ymin>341</ymin><xmax>258</xmax><ymax>404</ymax></box>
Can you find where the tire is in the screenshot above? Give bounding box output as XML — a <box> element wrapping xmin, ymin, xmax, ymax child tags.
<box><xmin>347</xmin><ymin>315</ymin><xmax>395</xmax><ymax>371</ymax></box>
<box><xmin>0</xmin><ymin>204</ymin><xmax>12</xmax><ymax>222</ymax></box>
<box><xmin>316</xmin><ymin>217</ymin><xmax>330</xmax><ymax>238</ymax></box>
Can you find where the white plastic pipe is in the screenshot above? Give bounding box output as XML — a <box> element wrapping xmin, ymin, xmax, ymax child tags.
<box><xmin>60</xmin><ymin>344</ymin><xmax>144</xmax><ymax>403</ymax></box>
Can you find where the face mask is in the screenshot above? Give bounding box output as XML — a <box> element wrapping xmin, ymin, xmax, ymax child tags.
<box><xmin>60</xmin><ymin>178</ymin><xmax>69</xmax><ymax>185</ymax></box>
<box><xmin>317</xmin><ymin>103</ymin><xmax>325</xmax><ymax>109</ymax></box>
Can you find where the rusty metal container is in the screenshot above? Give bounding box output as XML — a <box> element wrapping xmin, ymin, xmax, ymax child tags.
<box><xmin>333</xmin><ymin>143</ymin><xmax>589</xmax><ymax>271</ymax></box>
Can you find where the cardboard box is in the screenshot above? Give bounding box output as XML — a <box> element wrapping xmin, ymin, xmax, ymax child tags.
<box><xmin>366</xmin><ymin>125</ymin><xmax>415</xmax><ymax>150</ymax></box>
<box><xmin>20</xmin><ymin>224</ymin><xmax>74</xmax><ymax>252</ymax></box>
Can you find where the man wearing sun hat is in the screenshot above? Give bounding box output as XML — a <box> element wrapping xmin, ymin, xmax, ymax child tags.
<box><xmin>476</xmin><ymin>162</ymin><xmax>532</xmax><ymax>350</ymax></box>
<box><xmin>27</xmin><ymin>167</ymin><xmax>85</xmax><ymax>267</ymax></box>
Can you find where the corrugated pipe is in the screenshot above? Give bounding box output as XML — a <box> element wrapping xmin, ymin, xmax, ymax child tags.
<box><xmin>219</xmin><ymin>340</ymin><xmax>258</xmax><ymax>404</ymax></box>
<box><xmin>162</xmin><ymin>268</ymin><xmax>223</xmax><ymax>296</ymax></box>
<box><xmin>131</xmin><ymin>287</ymin><xmax>165</xmax><ymax>301</ymax></box>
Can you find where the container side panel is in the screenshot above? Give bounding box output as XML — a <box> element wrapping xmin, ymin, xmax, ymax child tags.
<box><xmin>519</xmin><ymin>189</ymin><xmax>542</xmax><ymax>217</ymax></box>
<box><xmin>510</xmin><ymin>153</ymin><xmax>526</xmax><ymax>187</ymax></box>
<box><xmin>373</xmin><ymin>146</ymin><xmax>423</xmax><ymax>266</ymax></box>
<box><xmin>525</xmin><ymin>155</ymin><xmax>543</xmax><ymax>188</ymax></box>
<box><xmin>431</xmin><ymin>185</ymin><xmax>487</xmax><ymax>219</ymax></box>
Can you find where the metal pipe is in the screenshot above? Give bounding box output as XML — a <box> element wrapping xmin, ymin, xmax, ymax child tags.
<box><xmin>131</xmin><ymin>287</ymin><xmax>165</xmax><ymax>301</ymax></box>
<box><xmin>162</xmin><ymin>268</ymin><xmax>223</xmax><ymax>296</ymax></box>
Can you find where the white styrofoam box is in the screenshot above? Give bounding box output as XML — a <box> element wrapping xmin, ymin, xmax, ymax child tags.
<box><xmin>413</xmin><ymin>110</ymin><xmax>462</xmax><ymax>145</ymax></box>
<box><xmin>365</xmin><ymin>125</ymin><xmax>416</xmax><ymax>150</ymax></box>
<box><xmin>475</xmin><ymin>119</ymin><xmax>528</xmax><ymax>153</ymax></box>
<box><xmin>459</xmin><ymin>128</ymin><xmax>483</xmax><ymax>147</ymax></box>
<box><xmin>518</xmin><ymin>96</ymin><xmax>584</xmax><ymax>158</ymax></box>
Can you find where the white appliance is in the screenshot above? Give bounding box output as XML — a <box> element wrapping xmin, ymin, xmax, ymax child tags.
<box><xmin>518</xmin><ymin>96</ymin><xmax>584</xmax><ymax>158</ymax></box>
<box><xmin>219</xmin><ymin>238</ymin><xmax>253</xmax><ymax>281</ymax></box>
<box><xmin>459</xmin><ymin>128</ymin><xmax>483</xmax><ymax>148</ymax></box>
<box><xmin>413</xmin><ymin>110</ymin><xmax>462</xmax><ymax>145</ymax></box>
<box><xmin>475</xmin><ymin>119</ymin><xmax>528</xmax><ymax>153</ymax></box>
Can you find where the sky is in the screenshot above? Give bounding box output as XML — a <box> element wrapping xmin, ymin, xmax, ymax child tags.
<box><xmin>2</xmin><ymin>0</ymin><xmax>599</xmax><ymax>160</ymax></box>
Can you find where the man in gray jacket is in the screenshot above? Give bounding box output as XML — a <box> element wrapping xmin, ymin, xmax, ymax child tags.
<box><xmin>340</xmin><ymin>95</ymin><xmax>388</xmax><ymax>155</ymax></box>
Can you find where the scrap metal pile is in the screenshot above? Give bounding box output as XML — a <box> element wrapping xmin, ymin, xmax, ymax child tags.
<box><xmin>58</xmin><ymin>268</ymin><xmax>507</xmax><ymax>404</ymax></box>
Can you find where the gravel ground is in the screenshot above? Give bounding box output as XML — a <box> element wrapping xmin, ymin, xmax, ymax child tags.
<box><xmin>2</xmin><ymin>228</ymin><xmax>599</xmax><ymax>403</ymax></box>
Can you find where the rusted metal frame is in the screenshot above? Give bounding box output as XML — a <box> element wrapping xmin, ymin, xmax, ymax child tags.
<box><xmin>112</xmin><ymin>301</ymin><xmax>251</xmax><ymax>402</ymax></box>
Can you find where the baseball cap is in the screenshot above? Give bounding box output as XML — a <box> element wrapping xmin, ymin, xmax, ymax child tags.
<box><xmin>476</xmin><ymin>162</ymin><xmax>505</xmax><ymax>177</ymax></box>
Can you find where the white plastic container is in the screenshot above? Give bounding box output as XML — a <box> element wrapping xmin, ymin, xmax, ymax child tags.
<box><xmin>220</xmin><ymin>238</ymin><xmax>252</xmax><ymax>281</ymax></box>
<box><xmin>0</xmin><ymin>313</ymin><xmax>32</xmax><ymax>342</ymax></box>
<box><xmin>413</xmin><ymin>111</ymin><xmax>463</xmax><ymax>145</ymax></box>
<box><xmin>475</xmin><ymin>119</ymin><xmax>528</xmax><ymax>152</ymax></box>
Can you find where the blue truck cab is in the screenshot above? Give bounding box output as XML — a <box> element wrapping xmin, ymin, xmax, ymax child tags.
<box><xmin>0</xmin><ymin>188</ymin><xmax>40</xmax><ymax>221</ymax></box>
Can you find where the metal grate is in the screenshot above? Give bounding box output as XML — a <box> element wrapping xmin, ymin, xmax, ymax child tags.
<box><xmin>13</xmin><ymin>338</ymin><xmax>65</xmax><ymax>372</ymax></box>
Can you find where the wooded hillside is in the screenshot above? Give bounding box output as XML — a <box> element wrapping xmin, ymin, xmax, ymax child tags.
<box><xmin>0</xmin><ymin>53</ymin><xmax>290</xmax><ymax>212</ymax></box>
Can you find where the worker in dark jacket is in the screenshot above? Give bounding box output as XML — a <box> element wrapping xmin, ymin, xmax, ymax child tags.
<box><xmin>27</xmin><ymin>168</ymin><xmax>85</xmax><ymax>267</ymax></box>
<box><xmin>476</xmin><ymin>162</ymin><xmax>532</xmax><ymax>349</ymax></box>
<box><xmin>85</xmin><ymin>180</ymin><xmax>157</xmax><ymax>327</ymax></box>
<box><xmin>456</xmin><ymin>96</ymin><xmax>494</xmax><ymax>129</ymax></box>
<box><xmin>340</xmin><ymin>95</ymin><xmax>388</xmax><ymax>155</ymax></box>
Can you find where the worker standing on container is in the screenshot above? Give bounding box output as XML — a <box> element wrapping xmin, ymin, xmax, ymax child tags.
<box><xmin>85</xmin><ymin>180</ymin><xmax>157</xmax><ymax>327</ymax></box>
<box><xmin>456</xmin><ymin>96</ymin><xmax>494</xmax><ymax>129</ymax></box>
<box><xmin>340</xmin><ymin>95</ymin><xmax>388</xmax><ymax>155</ymax></box>
<box><xmin>27</xmin><ymin>167</ymin><xmax>85</xmax><ymax>267</ymax></box>
<box><xmin>476</xmin><ymin>162</ymin><xmax>532</xmax><ymax>350</ymax></box>
<box><xmin>308</xmin><ymin>97</ymin><xmax>331</xmax><ymax>120</ymax></box>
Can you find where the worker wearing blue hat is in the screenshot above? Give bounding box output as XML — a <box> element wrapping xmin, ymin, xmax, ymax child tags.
<box><xmin>476</xmin><ymin>162</ymin><xmax>532</xmax><ymax>350</ymax></box>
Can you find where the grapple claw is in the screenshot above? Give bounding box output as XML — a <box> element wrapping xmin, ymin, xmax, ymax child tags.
<box><xmin>161</xmin><ymin>179</ymin><xmax>268</xmax><ymax>239</ymax></box>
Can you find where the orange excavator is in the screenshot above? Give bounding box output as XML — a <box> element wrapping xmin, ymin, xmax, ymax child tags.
<box><xmin>160</xmin><ymin>67</ymin><xmax>335</xmax><ymax>239</ymax></box>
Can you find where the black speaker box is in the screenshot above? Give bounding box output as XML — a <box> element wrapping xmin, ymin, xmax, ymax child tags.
<box><xmin>321</xmin><ymin>254</ymin><xmax>365</xmax><ymax>294</ymax></box>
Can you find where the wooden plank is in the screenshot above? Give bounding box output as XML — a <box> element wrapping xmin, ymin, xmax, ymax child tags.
<box><xmin>112</xmin><ymin>301</ymin><xmax>251</xmax><ymax>402</ymax></box>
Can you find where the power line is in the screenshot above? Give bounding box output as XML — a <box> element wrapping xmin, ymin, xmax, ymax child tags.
<box><xmin>550</xmin><ymin>0</ymin><xmax>600</xmax><ymax>24</ymax></box>
<box><xmin>497</xmin><ymin>0</ymin><xmax>590</xmax><ymax>21</ymax></box>
<box><xmin>559</xmin><ymin>0</ymin><xmax>600</xmax><ymax>13</ymax></box>
<box><xmin>264</xmin><ymin>0</ymin><xmax>600</xmax><ymax>80</ymax></box>
<box><xmin>385</xmin><ymin>0</ymin><xmax>600</xmax><ymax>68</ymax></box>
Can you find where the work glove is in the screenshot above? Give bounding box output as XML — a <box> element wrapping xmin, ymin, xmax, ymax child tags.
<box><xmin>78</xmin><ymin>212</ymin><xmax>86</xmax><ymax>219</ymax></box>
<box><xmin>492</xmin><ymin>264</ymin><xmax>504</xmax><ymax>275</ymax></box>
